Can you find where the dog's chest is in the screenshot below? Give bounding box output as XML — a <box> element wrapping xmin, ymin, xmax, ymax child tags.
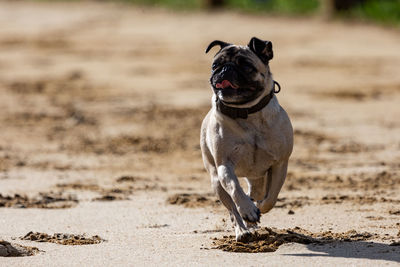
<box><xmin>233</xmin><ymin>130</ymin><xmax>276</xmax><ymax>178</ymax></box>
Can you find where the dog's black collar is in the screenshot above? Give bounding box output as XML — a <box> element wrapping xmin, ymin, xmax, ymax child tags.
<box><xmin>215</xmin><ymin>81</ymin><xmax>281</xmax><ymax>119</ymax></box>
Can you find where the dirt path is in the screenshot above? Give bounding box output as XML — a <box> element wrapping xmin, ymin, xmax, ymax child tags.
<box><xmin>0</xmin><ymin>1</ymin><xmax>399</xmax><ymax>265</ymax></box>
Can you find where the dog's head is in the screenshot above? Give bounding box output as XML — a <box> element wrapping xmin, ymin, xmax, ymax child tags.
<box><xmin>206</xmin><ymin>37</ymin><xmax>274</xmax><ymax>104</ymax></box>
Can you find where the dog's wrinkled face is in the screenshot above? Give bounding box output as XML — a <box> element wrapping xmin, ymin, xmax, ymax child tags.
<box><xmin>206</xmin><ymin>37</ymin><xmax>274</xmax><ymax>104</ymax></box>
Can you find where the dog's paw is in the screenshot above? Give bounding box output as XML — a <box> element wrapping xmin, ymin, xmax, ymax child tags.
<box><xmin>237</xmin><ymin>196</ymin><xmax>261</xmax><ymax>223</ymax></box>
<box><xmin>244</xmin><ymin>221</ymin><xmax>260</xmax><ymax>234</ymax></box>
<box><xmin>235</xmin><ymin>227</ymin><xmax>253</xmax><ymax>243</ymax></box>
<box><xmin>256</xmin><ymin>197</ymin><xmax>275</xmax><ymax>214</ymax></box>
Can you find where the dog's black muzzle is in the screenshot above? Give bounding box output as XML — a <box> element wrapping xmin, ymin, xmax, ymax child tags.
<box><xmin>211</xmin><ymin>63</ymin><xmax>239</xmax><ymax>87</ymax></box>
<box><xmin>211</xmin><ymin>63</ymin><xmax>264</xmax><ymax>104</ymax></box>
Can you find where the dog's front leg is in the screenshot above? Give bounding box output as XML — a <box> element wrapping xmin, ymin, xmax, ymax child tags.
<box><xmin>211</xmin><ymin>175</ymin><xmax>252</xmax><ymax>242</ymax></box>
<box><xmin>202</xmin><ymin>142</ymin><xmax>253</xmax><ymax>240</ymax></box>
<box><xmin>217</xmin><ymin>164</ymin><xmax>261</xmax><ymax>225</ymax></box>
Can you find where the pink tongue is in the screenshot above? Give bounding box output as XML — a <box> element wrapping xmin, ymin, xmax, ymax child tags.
<box><xmin>216</xmin><ymin>80</ymin><xmax>238</xmax><ymax>89</ymax></box>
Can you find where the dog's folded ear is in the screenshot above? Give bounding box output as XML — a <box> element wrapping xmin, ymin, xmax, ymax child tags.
<box><xmin>248</xmin><ymin>37</ymin><xmax>273</xmax><ymax>63</ymax></box>
<box><xmin>205</xmin><ymin>40</ymin><xmax>231</xmax><ymax>54</ymax></box>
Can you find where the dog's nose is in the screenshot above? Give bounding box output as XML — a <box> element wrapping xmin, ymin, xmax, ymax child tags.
<box><xmin>219</xmin><ymin>64</ymin><xmax>237</xmax><ymax>81</ymax></box>
<box><xmin>221</xmin><ymin>64</ymin><xmax>234</xmax><ymax>74</ymax></box>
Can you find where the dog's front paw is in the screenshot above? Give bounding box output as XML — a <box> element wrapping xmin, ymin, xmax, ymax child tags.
<box><xmin>244</xmin><ymin>221</ymin><xmax>260</xmax><ymax>234</ymax></box>
<box><xmin>237</xmin><ymin>196</ymin><xmax>261</xmax><ymax>223</ymax></box>
<box><xmin>235</xmin><ymin>227</ymin><xmax>253</xmax><ymax>243</ymax></box>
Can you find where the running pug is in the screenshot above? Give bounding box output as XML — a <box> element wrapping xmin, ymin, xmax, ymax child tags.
<box><xmin>200</xmin><ymin>37</ymin><xmax>293</xmax><ymax>242</ymax></box>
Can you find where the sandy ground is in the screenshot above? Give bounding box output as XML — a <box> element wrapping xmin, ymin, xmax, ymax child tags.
<box><xmin>0</xmin><ymin>1</ymin><xmax>399</xmax><ymax>266</ymax></box>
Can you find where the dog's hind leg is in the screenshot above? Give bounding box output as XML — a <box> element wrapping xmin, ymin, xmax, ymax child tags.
<box><xmin>246</xmin><ymin>177</ymin><xmax>267</xmax><ymax>202</ymax></box>
<box><xmin>257</xmin><ymin>160</ymin><xmax>288</xmax><ymax>213</ymax></box>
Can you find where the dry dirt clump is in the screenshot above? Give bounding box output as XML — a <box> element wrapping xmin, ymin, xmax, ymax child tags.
<box><xmin>212</xmin><ymin>227</ymin><xmax>316</xmax><ymax>253</ymax></box>
<box><xmin>116</xmin><ymin>175</ymin><xmax>141</xmax><ymax>183</ymax></box>
<box><xmin>115</xmin><ymin>176</ymin><xmax>162</xmax><ymax>191</ymax></box>
<box><xmin>78</xmin><ymin>135</ymin><xmax>176</xmax><ymax>155</ymax></box>
<box><xmin>274</xmin><ymin>194</ymin><xmax>400</xmax><ymax>209</ymax></box>
<box><xmin>0</xmin><ymin>193</ymin><xmax>78</xmax><ymax>209</ymax></box>
<box><xmin>167</xmin><ymin>193</ymin><xmax>221</xmax><ymax>208</ymax></box>
<box><xmin>56</xmin><ymin>183</ymin><xmax>100</xmax><ymax>191</ymax></box>
<box><xmin>389</xmin><ymin>210</ymin><xmax>400</xmax><ymax>215</ymax></box>
<box><xmin>0</xmin><ymin>240</ymin><xmax>40</xmax><ymax>257</ymax></box>
<box><xmin>55</xmin><ymin>178</ymin><xmax>162</xmax><ymax>202</ymax></box>
<box><xmin>328</xmin><ymin>141</ymin><xmax>383</xmax><ymax>153</ymax></box>
<box><xmin>321</xmin><ymin>194</ymin><xmax>377</xmax><ymax>204</ymax></box>
<box><xmin>321</xmin><ymin>194</ymin><xmax>400</xmax><ymax>205</ymax></box>
<box><xmin>315</xmin><ymin>82</ymin><xmax>400</xmax><ymax>101</ymax></box>
<box><xmin>211</xmin><ymin>227</ymin><xmax>378</xmax><ymax>253</ymax></box>
<box><xmin>92</xmin><ymin>193</ymin><xmax>130</xmax><ymax>202</ymax></box>
<box><xmin>317</xmin><ymin>89</ymin><xmax>380</xmax><ymax>101</ymax></box>
<box><xmin>285</xmin><ymin>170</ymin><xmax>399</xmax><ymax>191</ymax></box>
<box><xmin>21</xmin><ymin>232</ymin><xmax>105</xmax><ymax>245</ymax></box>
<box><xmin>6</xmin><ymin>71</ymin><xmax>93</xmax><ymax>98</ymax></box>
<box><xmin>56</xmin><ymin>182</ymin><xmax>134</xmax><ymax>200</ymax></box>
<box><xmin>357</xmin><ymin>171</ymin><xmax>400</xmax><ymax>191</ymax></box>
<box><xmin>275</xmin><ymin>196</ymin><xmax>310</xmax><ymax>209</ymax></box>
<box><xmin>75</xmin><ymin>106</ymin><xmax>207</xmax><ymax>156</ymax></box>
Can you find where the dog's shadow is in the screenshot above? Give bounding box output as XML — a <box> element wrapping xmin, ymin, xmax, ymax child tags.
<box><xmin>281</xmin><ymin>231</ymin><xmax>400</xmax><ymax>263</ymax></box>
<box><xmin>285</xmin><ymin>240</ymin><xmax>400</xmax><ymax>263</ymax></box>
<box><xmin>212</xmin><ymin>227</ymin><xmax>400</xmax><ymax>263</ymax></box>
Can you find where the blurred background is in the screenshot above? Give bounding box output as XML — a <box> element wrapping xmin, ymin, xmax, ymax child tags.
<box><xmin>0</xmin><ymin>0</ymin><xmax>399</xmax><ymax>263</ymax></box>
<box><xmin>124</xmin><ymin>0</ymin><xmax>400</xmax><ymax>25</ymax></box>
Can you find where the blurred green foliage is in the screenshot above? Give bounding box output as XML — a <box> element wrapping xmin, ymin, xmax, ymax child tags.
<box><xmin>121</xmin><ymin>0</ymin><xmax>200</xmax><ymax>9</ymax></box>
<box><xmin>121</xmin><ymin>0</ymin><xmax>320</xmax><ymax>13</ymax></box>
<box><xmin>40</xmin><ymin>0</ymin><xmax>400</xmax><ymax>26</ymax></box>
<box><xmin>345</xmin><ymin>0</ymin><xmax>400</xmax><ymax>25</ymax></box>
<box><xmin>226</xmin><ymin>0</ymin><xmax>319</xmax><ymax>15</ymax></box>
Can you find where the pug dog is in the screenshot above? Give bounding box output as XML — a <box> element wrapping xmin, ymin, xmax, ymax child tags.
<box><xmin>200</xmin><ymin>37</ymin><xmax>293</xmax><ymax>242</ymax></box>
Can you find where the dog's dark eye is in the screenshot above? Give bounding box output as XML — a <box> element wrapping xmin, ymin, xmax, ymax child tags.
<box><xmin>242</xmin><ymin>63</ymin><xmax>255</xmax><ymax>73</ymax></box>
<box><xmin>212</xmin><ymin>63</ymin><xmax>218</xmax><ymax>70</ymax></box>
